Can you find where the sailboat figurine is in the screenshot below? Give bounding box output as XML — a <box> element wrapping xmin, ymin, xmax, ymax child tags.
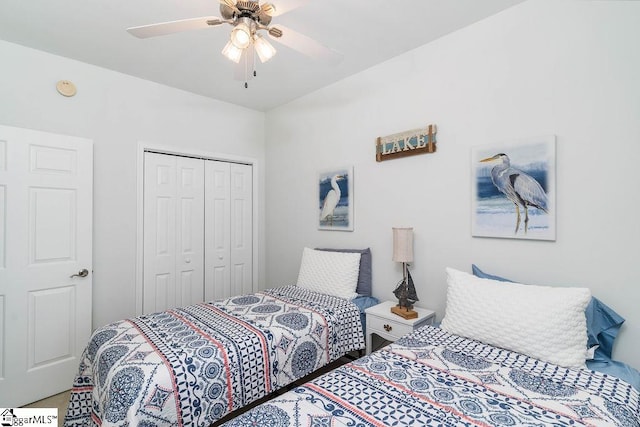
<box><xmin>391</xmin><ymin>269</ymin><xmax>419</xmax><ymax>319</ymax></box>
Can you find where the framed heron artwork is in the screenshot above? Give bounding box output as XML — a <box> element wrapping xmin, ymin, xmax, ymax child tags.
<box><xmin>318</xmin><ymin>166</ymin><xmax>354</xmax><ymax>231</ymax></box>
<box><xmin>471</xmin><ymin>136</ymin><xmax>556</xmax><ymax>241</ymax></box>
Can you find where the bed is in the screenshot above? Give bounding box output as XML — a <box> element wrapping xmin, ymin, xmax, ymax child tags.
<box><xmin>64</xmin><ymin>247</ymin><xmax>378</xmax><ymax>426</ymax></box>
<box><xmin>222</xmin><ymin>267</ymin><xmax>640</xmax><ymax>427</ymax></box>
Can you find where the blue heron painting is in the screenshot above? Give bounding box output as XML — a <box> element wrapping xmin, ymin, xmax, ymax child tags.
<box><xmin>472</xmin><ymin>138</ymin><xmax>555</xmax><ymax>240</ymax></box>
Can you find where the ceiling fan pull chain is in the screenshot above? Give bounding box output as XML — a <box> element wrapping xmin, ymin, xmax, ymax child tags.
<box><xmin>244</xmin><ymin>49</ymin><xmax>249</xmax><ymax>88</ymax></box>
<box><xmin>253</xmin><ymin>44</ymin><xmax>257</xmax><ymax>78</ymax></box>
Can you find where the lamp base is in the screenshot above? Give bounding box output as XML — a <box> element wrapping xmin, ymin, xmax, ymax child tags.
<box><xmin>391</xmin><ymin>305</ymin><xmax>418</xmax><ymax>319</ymax></box>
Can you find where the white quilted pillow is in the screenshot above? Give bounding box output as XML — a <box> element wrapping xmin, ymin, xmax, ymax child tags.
<box><xmin>440</xmin><ymin>268</ymin><xmax>591</xmax><ymax>368</ymax></box>
<box><xmin>296</xmin><ymin>247</ymin><xmax>361</xmax><ymax>300</ymax></box>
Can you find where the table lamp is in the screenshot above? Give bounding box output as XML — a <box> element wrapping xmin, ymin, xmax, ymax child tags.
<box><xmin>391</xmin><ymin>227</ymin><xmax>419</xmax><ymax>319</ymax></box>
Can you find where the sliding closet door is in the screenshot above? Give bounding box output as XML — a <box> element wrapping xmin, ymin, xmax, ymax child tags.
<box><xmin>204</xmin><ymin>161</ymin><xmax>252</xmax><ymax>301</ymax></box>
<box><xmin>230</xmin><ymin>163</ymin><xmax>253</xmax><ymax>295</ymax></box>
<box><xmin>204</xmin><ymin>161</ymin><xmax>230</xmax><ymax>301</ymax></box>
<box><xmin>143</xmin><ymin>152</ymin><xmax>204</xmax><ymax>313</ymax></box>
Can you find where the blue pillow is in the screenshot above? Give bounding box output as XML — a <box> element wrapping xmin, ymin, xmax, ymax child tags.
<box><xmin>352</xmin><ymin>295</ymin><xmax>380</xmax><ymax>331</ymax></box>
<box><xmin>471</xmin><ymin>264</ymin><xmax>512</xmax><ymax>283</ymax></box>
<box><xmin>471</xmin><ymin>264</ymin><xmax>625</xmax><ymax>359</ymax></box>
<box><xmin>584</xmin><ymin>297</ymin><xmax>625</xmax><ymax>359</ymax></box>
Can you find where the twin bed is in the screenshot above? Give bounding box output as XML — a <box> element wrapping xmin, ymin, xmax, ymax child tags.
<box><xmin>223</xmin><ymin>267</ymin><xmax>640</xmax><ymax>427</ymax></box>
<box><xmin>224</xmin><ymin>325</ymin><xmax>639</xmax><ymax>426</ymax></box>
<box><xmin>64</xmin><ymin>247</ymin><xmax>376</xmax><ymax>426</ymax></box>
<box><xmin>65</xmin><ymin>250</ymin><xmax>640</xmax><ymax>426</ymax></box>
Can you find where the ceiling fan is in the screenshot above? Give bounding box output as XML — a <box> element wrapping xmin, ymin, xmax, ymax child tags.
<box><xmin>127</xmin><ymin>0</ymin><xmax>342</xmax><ymax>87</ymax></box>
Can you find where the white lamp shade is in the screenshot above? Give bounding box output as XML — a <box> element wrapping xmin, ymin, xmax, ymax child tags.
<box><xmin>230</xmin><ymin>22</ymin><xmax>251</xmax><ymax>49</ymax></box>
<box><xmin>254</xmin><ymin>35</ymin><xmax>276</xmax><ymax>63</ymax></box>
<box><xmin>392</xmin><ymin>227</ymin><xmax>414</xmax><ymax>263</ymax></box>
<box><xmin>221</xmin><ymin>40</ymin><xmax>243</xmax><ymax>63</ymax></box>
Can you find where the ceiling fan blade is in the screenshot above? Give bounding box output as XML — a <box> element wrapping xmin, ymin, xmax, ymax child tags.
<box><xmin>268</xmin><ymin>24</ymin><xmax>342</xmax><ymax>65</ymax></box>
<box><xmin>271</xmin><ymin>0</ymin><xmax>311</xmax><ymax>16</ymax></box>
<box><xmin>127</xmin><ymin>16</ymin><xmax>223</xmax><ymax>39</ymax></box>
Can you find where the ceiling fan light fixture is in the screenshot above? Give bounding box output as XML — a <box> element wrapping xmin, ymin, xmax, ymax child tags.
<box><xmin>222</xmin><ymin>40</ymin><xmax>243</xmax><ymax>63</ymax></box>
<box><xmin>254</xmin><ymin>34</ymin><xmax>276</xmax><ymax>63</ymax></box>
<box><xmin>230</xmin><ymin>22</ymin><xmax>251</xmax><ymax>49</ymax></box>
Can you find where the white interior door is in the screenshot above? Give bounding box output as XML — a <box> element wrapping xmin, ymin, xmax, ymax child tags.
<box><xmin>204</xmin><ymin>161</ymin><xmax>231</xmax><ymax>301</ymax></box>
<box><xmin>0</xmin><ymin>125</ymin><xmax>93</xmax><ymax>407</ymax></box>
<box><xmin>143</xmin><ymin>153</ymin><xmax>204</xmax><ymax>314</ymax></box>
<box><xmin>175</xmin><ymin>156</ymin><xmax>205</xmax><ymax>308</ymax></box>
<box><xmin>204</xmin><ymin>161</ymin><xmax>253</xmax><ymax>301</ymax></box>
<box><xmin>230</xmin><ymin>163</ymin><xmax>253</xmax><ymax>295</ymax></box>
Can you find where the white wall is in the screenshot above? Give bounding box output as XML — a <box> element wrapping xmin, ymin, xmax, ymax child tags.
<box><xmin>265</xmin><ymin>0</ymin><xmax>640</xmax><ymax>368</ymax></box>
<box><xmin>0</xmin><ymin>40</ymin><xmax>266</xmax><ymax>329</ymax></box>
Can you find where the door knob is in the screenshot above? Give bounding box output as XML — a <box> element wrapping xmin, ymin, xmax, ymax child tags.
<box><xmin>70</xmin><ymin>268</ymin><xmax>89</xmax><ymax>278</ymax></box>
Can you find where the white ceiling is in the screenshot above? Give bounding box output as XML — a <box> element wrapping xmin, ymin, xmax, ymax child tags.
<box><xmin>0</xmin><ymin>0</ymin><xmax>524</xmax><ymax>111</ymax></box>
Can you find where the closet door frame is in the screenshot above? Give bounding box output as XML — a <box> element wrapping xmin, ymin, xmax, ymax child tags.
<box><xmin>134</xmin><ymin>142</ymin><xmax>260</xmax><ymax>316</ymax></box>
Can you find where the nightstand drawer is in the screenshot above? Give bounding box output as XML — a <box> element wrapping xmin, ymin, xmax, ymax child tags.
<box><xmin>367</xmin><ymin>315</ymin><xmax>413</xmax><ymax>338</ymax></box>
<box><xmin>364</xmin><ymin>301</ymin><xmax>436</xmax><ymax>354</ymax></box>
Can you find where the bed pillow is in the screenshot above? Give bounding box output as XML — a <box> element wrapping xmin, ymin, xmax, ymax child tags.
<box><xmin>296</xmin><ymin>247</ymin><xmax>361</xmax><ymax>300</ymax></box>
<box><xmin>471</xmin><ymin>264</ymin><xmax>512</xmax><ymax>283</ymax></box>
<box><xmin>441</xmin><ymin>267</ymin><xmax>591</xmax><ymax>368</ymax></box>
<box><xmin>584</xmin><ymin>297</ymin><xmax>625</xmax><ymax>359</ymax></box>
<box><xmin>316</xmin><ymin>248</ymin><xmax>372</xmax><ymax>296</ymax></box>
<box><xmin>472</xmin><ymin>264</ymin><xmax>625</xmax><ymax>359</ymax></box>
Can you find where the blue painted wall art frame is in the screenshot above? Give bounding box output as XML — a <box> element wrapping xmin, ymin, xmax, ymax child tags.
<box><xmin>472</xmin><ymin>136</ymin><xmax>556</xmax><ymax>241</ymax></box>
<box><xmin>318</xmin><ymin>166</ymin><xmax>354</xmax><ymax>231</ymax></box>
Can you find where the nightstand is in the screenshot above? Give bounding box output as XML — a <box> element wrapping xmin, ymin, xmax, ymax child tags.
<box><xmin>365</xmin><ymin>301</ymin><xmax>436</xmax><ymax>354</ymax></box>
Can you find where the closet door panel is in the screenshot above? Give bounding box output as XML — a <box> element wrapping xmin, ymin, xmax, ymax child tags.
<box><xmin>143</xmin><ymin>153</ymin><xmax>204</xmax><ymax>313</ymax></box>
<box><xmin>204</xmin><ymin>161</ymin><xmax>231</xmax><ymax>301</ymax></box>
<box><xmin>143</xmin><ymin>153</ymin><xmax>177</xmax><ymax>313</ymax></box>
<box><xmin>230</xmin><ymin>163</ymin><xmax>253</xmax><ymax>295</ymax></box>
<box><xmin>176</xmin><ymin>156</ymin><xmax>205</xmax><ymax>307</ymax></box>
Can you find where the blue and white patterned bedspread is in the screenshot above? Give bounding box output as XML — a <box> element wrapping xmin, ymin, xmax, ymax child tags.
<box><xmin>224</xmin><ymin>325</ymin><xmax>640</xmax><ymax>426</ymax></box>
<box><xmin>64</xmin><ymin>286</ymin><xmax>364</xmax><ymax>426</ymax></box>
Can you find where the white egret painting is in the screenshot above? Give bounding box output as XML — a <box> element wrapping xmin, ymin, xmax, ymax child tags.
<box><xmin>318</xmin><ymin>166</ymin><xmax>353</xmax><ymax>231</ymax></box>
<box><xmin>472</xmin><ymin>136</ymin><xmax>556</xmax><ymax>240</ymax></box>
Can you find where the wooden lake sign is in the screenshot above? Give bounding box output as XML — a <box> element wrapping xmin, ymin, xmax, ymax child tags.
<box><xmin>376</xmin><ymin>124</ymin><xmax>437</xmax><ymax>162</ymax></box>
